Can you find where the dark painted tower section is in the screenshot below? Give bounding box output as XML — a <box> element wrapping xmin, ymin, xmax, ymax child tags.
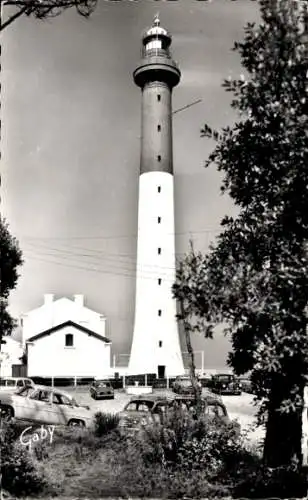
<box><xmin>133</xmin><ymin>15</ymin><xmax>181</xmax><ymax>176</ymax></box>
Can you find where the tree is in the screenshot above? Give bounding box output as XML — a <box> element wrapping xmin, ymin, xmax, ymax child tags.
<box><xmin>0</xmin><ymin>217</ymin><xmax>23</xmax><ymax>346</ymax></box>
<box><xmin>1</xmin><ymin>0</ymin><xmax>98</xmax><ymax>31</ymax></box>
<box><xmin>173</xmin><ymin>0</ymin><xmax>308</xmax><ymax>468</ymax></box>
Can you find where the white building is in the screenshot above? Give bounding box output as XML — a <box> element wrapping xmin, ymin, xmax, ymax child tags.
<box><xmin>21</xmin><ymin>294</ymin><xmax>111</xmax><ymax>379</ymax></box>
<box><xmin>0</xmin><ymin>337</ymin><xmax>24</xmax><ymax>377</ymax></box>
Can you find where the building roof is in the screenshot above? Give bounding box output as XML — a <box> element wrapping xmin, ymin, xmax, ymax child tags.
<box><xmin>27</xmin><ymin>320</ymin><xmax>111</xmax><ymax>344</ymax></box>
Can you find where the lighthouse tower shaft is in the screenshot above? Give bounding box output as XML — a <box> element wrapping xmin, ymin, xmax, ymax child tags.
<box><xmin>128</xmin><ymin>16</ymin><xmax>185</xmax><ymax>377</ymax></box>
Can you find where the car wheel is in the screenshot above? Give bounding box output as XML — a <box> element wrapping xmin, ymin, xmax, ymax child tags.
<box><xmin>68</xmin><ymin>419</ymin><xmax>85</xmax><ymax>427</ymax></box>
<box><xmin>0</xmin><ymin>405</ymin><xmax>14</xmax><ymax>421</ymax></box>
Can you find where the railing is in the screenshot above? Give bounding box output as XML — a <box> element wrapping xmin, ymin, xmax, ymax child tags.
<box><xmin>141</xmin><ymin>47</ymin><xmax>171</xmax><ymax>59</ymax></box>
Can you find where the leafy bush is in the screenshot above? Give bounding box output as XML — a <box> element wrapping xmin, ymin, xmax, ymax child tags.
<box><xmin>134</xmin><ymin>406</ymin><xmax>243</xmax><ymax>474</ymax></box>
<box><xmin>1</xmin><ymin>421</ymin><xmax>48</xmax><ymax>497</ymax></box>
<box><xmin>93</xmin><ymin>411</ymin><xmax>119</xmax><ymax>437</ymax></box>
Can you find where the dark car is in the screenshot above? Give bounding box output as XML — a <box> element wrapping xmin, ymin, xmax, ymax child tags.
<box><xmin>117</xmin><ymin>393</ymin><xmax>238</xmax><ymax>435</ymax></box>
<box><xmin>210</xmin><ymin>374</ymin><xmax>242</xmax><ymax>395</ymax></box>
<box><xmin>172</xmin><ymin>375</ymin><xmax>202</xmax><ymax>395</ymax></box>
<box><xmin>89</xmin><ymin>380</ymin><xmax>114</xmax><ymax>400</ymax></box>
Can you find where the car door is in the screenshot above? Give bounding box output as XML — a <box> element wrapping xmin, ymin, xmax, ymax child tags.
<box><xmin>25</xmin><ymin>388</ymin><xmax>56</xmax><ymax>424</ymax></box>
<box><xmin>51</xmin><ymin>392</ymin><xmax>75</xmax><ymax>425</ymax></box>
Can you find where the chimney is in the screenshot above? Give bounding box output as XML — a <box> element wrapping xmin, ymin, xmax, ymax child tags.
<box><xmin>44</xmin><ymin>294</ymin><xmax>54</xmax><ymax>306</ymax></box>
<box><xmin>74</xmin><ymin>294</ymin><xmax>84</xmax><ymax>308</ymax></box>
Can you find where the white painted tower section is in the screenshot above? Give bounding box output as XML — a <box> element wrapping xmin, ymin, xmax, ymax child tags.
<box><xmin>128</xmin><ymin>16</ymin><xmax>185</xmax><ymax>377</ymax></box>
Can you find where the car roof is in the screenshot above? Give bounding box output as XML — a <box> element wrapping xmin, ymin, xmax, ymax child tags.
<box><xmin>30</xmin><ymin>385</ymin><xmax>74</xmax><ymax>399</ymax></box>
<box><xmin>128</xmin><ymin>393</ymin><xmax>224</xmax><ymax>405</ymax></box>
<box><xmin>129</xmin><ymin>393</ymin><xmax>174</xmax><ymax>401</ymax></box>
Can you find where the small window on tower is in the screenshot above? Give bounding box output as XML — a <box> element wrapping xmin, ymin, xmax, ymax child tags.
<box><xmin>157</xmin><ymin>124</ymin><xmax>161</xmax><ymax>132</ymax></box>
<box><xmin>159</xmin><ymin>341</ymin><xmax>163</xmax><ymax>348</ymax></box>
<box><xmin>158</xmin><ymin>309</ymin><xmax>162</xmax><ymax>316</ymax></box>
<box><xmin>158</xmin><ymin>278</ymin><xmax>162</xmax><ymax>285</ymax></box>
<box><xmin>157</xmin><ymin>94</ymin><xmax>161</xmax><ymax>101</ymax></box>
<box><xmin>158</xmin><ymin>247</ymin><xmax>161</xmax><ymax>255</ymax></box>
<box><xmin>157</xmin><ymin>155</ymin><xmax>161</xmax><ymax>162</ymax></box>
<box><xmin>158</xmin><ymin>186</ymin><xmax>161</xmax><ymax>193</ymax></box>
<box><xmin>158</xmin><ymin>217</ymin><xmax>161</xmax><ymax>224</ymax></box>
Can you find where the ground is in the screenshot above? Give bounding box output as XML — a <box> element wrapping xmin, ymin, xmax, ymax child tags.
<box><xmin>66</xmin><ymin>386</ymin><xmax>265</xmax><ymax>448</ymax></box>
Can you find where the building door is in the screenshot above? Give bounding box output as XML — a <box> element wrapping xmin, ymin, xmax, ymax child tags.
<box><xmin>158</xmin><ymin>365</ymin><xmax>165</xmax><ymax>379</ymax></box>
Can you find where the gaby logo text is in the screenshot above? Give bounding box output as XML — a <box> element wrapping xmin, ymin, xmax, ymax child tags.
<box><xmin>20</xmin><ymin>425</ymin><xmax>55</xmax><ymax>451</ymax></box>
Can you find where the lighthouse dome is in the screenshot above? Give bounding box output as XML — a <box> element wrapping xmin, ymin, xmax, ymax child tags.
<box><xmin>142</xmin><ymin>15</ymin><xmax>172</xmax><ymax>47</ymax></box>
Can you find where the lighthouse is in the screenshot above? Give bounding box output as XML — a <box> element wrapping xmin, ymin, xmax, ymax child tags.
<box><xmin>128</xmin><ymin>16</ymin><xmax>185</xmax><ymax>378</ymax></box>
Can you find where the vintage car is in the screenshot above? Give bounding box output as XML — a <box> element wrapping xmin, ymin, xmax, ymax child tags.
<box><xmin>89</xmin><ymin>380</ymin><xmax>114</xmax><ymax>400</ymax></box>
<box><xmin>172</xmin><ymin>375</ymin><xmax>202</xmax><ymax>395</ymax></box>
<box><xmin>0</xmin><ymin>377</ymin><xmax>35</xmax><ymax>393</ymax></box>
<box><xmin>209</xmin><ymin>374</ymin><xmax>242</xmax><ymax>395</ymax></box>
<box><xmin>0</xmin><ymin>385</ymin><xmax>93</xmax><ymax>427</ymax></box>
<box><xmin>117</xmin><ymin>393</ymin><xmax>237</xmax><ymax>435</ymax></box>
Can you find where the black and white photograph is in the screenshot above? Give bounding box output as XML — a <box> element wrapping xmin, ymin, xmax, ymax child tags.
<box><xmin>1</xmin><ymin>0</ymin><xmax>308</xmax><ymax>498</ymax></box>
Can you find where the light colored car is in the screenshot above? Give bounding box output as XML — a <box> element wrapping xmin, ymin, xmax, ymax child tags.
<box><xmin>0</xmin><ymin>385</ymin><xmax>93</xmax><ymax>427</ymax></box>
<box><xmin>172</xmin><ymin>375</ymin><xmax>202</xmax><ymax>395</ymax></box>
<box><xmin>0</xmin><ymin>377</ymin><xmax>35</xmax><ymax>392</ymax></box>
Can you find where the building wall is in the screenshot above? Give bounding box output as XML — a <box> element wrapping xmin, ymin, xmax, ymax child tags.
<box><xmin>27</xmin><ymin>324</ymin><xmax>111</xmax><ymax>378</ymax></box>
<box><xmin>22</xmin><ymin>295</ymin><xmax>106</xmax><ymax>345</ymax></box>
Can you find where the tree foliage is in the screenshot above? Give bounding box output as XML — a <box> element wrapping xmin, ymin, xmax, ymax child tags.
<box><xmin>173</xmin><ymin>0</ymin><xmax>308</xmax><ymax>468</ymax></box>
<box><xmin>1</xmin><ymin>0</ymin><xmax>98</xmax><ymax>31</ymax></box>
<box><xmin>0</xmin><ymin>217</ymin><xmax>23</xmax><ymax>341</ymax></box>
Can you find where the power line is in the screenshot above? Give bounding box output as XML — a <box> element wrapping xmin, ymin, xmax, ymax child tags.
<box><xmin>23</xmin><ymin>241</ymin><xmax>185</xmax><ymax>272</ymax></box>
<box><xmin>20</xmin><ymin>227</ymin><xmax>221</xmax><ymax>241</ymax></box>
<box><xmin>24</xmin><ymin>251</ymin><xmax>177</xmax><ymax>282</ymax></box>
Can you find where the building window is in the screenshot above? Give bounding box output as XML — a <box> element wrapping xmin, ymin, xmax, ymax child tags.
<box><xmin>157</xmin><ymin>94</ymin><xmax>161</xmax><ymax>101</ymax></box>
<box><xmin>158</xmin><ymin>247</ymin><xmax>161</xmax><ymax>255</ymax></box>
<box><xmin>158</xmin><ymin>186</ymin><xmax>161</xmax><ymax>193</ymax></box>
<box><xmin>158</xmin><ymin>278</ymin><xmax>162</xmax><ymax>285</ymax></box>
<box><xmin>159</xmin><ymin>341</ymin><xmax>163</xmax><ymax>348</ymax></box>
<box><xmin>158</xmin><ymin>216</ymin><xmax>161</xmax><ymax>224</ymax></box>
<box><xmin>65</xmin><ymin>334</ymin><xmax>74</xmax><ymax>347</ymax></box>
<box><xmin>157</xmin><ymin>155</ymin><xmax>161</xmax><ymax>162</ymax></box>
<box><xmin>157</xmin><ymin>124</ymin><xmax>161</xmax><ymax>132</ymax></box>
<box><xmin>158</xmin><ymin>309</ymin><xmax>162</xmax><ymax>316</ymax></box>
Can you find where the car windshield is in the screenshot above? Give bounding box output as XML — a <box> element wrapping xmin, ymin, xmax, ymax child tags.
<box><xmin>125</xmin><ymin>401</ymin><xmax>155</xmax><ymax>412</ymax></box>
<box><xmin>1</xmin><ymin>379</ymin><xmax>16</xmax><ymax>387</ymax></box>
<box><xmin>217</xmin><ymin>375</ymin><xmax>232</xmax><ymax>382</ymax></box>
<box><xmin>95</xmin><ymin>381</ymin><xmax>109</xmax><ymax>387</ymax></box>
<box><xmin>178</xmin><ymin>379</ymin><xmax>192</xmax><ymax>386</ymax></box>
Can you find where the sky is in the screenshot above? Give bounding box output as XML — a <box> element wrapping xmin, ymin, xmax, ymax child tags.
<box><xmin>2</xmin><ymin>0</ymin><xmax>259</xmax><ymax>369</ymax></box>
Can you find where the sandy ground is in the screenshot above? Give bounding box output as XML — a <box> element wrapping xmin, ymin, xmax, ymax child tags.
<box><xmin>66</xmin><ymin>386</ymin><xmax>265</xmax><ymax>449</ymax></box>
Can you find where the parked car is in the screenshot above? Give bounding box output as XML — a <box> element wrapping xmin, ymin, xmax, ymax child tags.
<box><xmin>0</xmin><ymin>385</ymin><xmax>93</xmax><ymax>427</ymax></box>
<box><xmin>238</xmin><ymin>376</ymin><xmax>253</xmax><ymax>393</ymax></box>
<box><xmin>172</xmin><ymin>375</ymin><xmax>202</xmax><ymax>395</ymax></box>
<box><xmin>89</xmin><ymin>380</ymin><xmax>114</xmax><ymax>400</ymax></box>
<box><xmin>117</xmin><ymin>393</ymin><xmax>238</xmax><ymax>435</ymax></box>
<box><xmin>209</xmin><ymin>374</ymin><xmax>242</xmax><ymax>395</ymax></box>
<box><xmin>0</xmin><ymin>377</ymin><xmax>35</xmax><ymax>393</ymax></box>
